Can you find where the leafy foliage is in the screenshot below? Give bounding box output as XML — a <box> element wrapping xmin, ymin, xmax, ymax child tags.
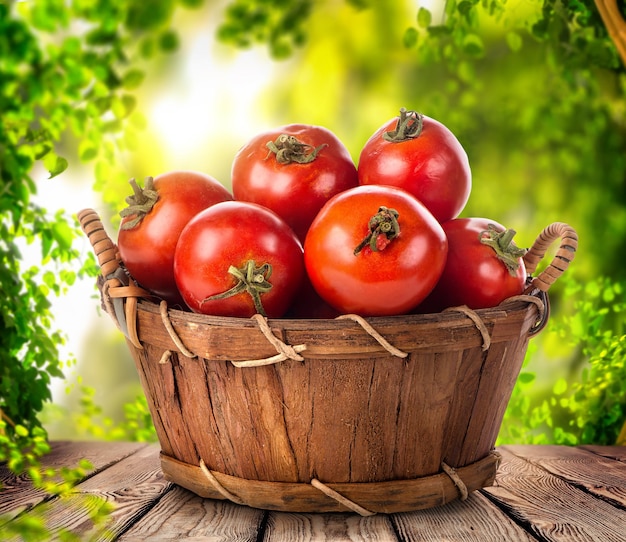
<box><xmin>71</xmin><ymin>386</ymin><xmax>157</xmax><ymax>442</ymax></box>
<box><xmin>217</xmin><ymin>0</ymin><xmax>314</xmax><ymax>58</ymax></box>
<box><xmin>0</xmin><ymin>0</ymin><xmax>197</xmax><ymax>438</ymax></box>
<box><xmin>0</xmin><ymin>417</ymin><xmax>113</xmax><ymax>541</ymax></box>
<box><xmin>499</xmin><ymin>276</ymin><xmax>626</xmax><ymax>445</ymax></box>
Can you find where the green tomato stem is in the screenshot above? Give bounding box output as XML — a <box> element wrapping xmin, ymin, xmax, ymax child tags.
<box><xmin>201</xmin><ymin>260</ymin><xmax>273</xmax><ymax>316</ymax></box>
<box><xmin>382</xmin><ymin>107</ymin><xmax>424</xmax><ymax>142</ymax></box>
<box><xmin>354</xmin><ymin>206</ymin><xmax>401</xmax><ymax>255</ymax></box>
<box><xmin>119</xmin><ymin>176</ymin><xmax>159</xmax><ymax>230</ymax></box>
<box><xmin>266</xmin><ymin>134</ymin><xmax>327</xmax><ymax>164</ymax></box>
<box><xmin>479</xmin><ymin>224</ymin><xmax>528</xmax><ymax>276</ymax></box>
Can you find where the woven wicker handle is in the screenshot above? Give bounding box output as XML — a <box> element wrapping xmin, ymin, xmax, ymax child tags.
<box><xmin>523</xmin><ymin>222</ymin><xmax>578</xmax><ymax>292</ymax></box>
<box><xmin>77</xmin><ymin>208</ymin><xmax>121</xmax><ymax>279</ymax></box>
<box><xmin>77</xmin><ymin>208</ymin><xmax>148</xmax><ymax>349</ymax></box>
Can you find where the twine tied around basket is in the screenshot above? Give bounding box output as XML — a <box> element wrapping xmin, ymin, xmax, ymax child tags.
<box><xmin>156</xmin><ymin>303</ymin><xmax>408</xmax><ymax>366</ymax></box>
<box><xmin>194</xmin><ymin>449</ymin><xmax>504</xmax><ymax>515</ymax></box>
<box><xmin>79</xmin><ymin>209</ymin><xmax>575</xmax><ymax>366</ymax></box>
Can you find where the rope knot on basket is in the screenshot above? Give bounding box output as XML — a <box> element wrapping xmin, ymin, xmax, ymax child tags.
<box><xmin>157</xmin><ymin>301</ymin><xmax>307</xmax><ymax>367</ymax></box>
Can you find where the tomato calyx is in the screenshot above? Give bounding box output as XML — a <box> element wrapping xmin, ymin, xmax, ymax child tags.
<box><xmin>382</xmin><ymin>107</ymin><xmax>424</xmax><ymax>143</ymax></box>
<box><xmin>265</xmin><ymin>134</ymin><xmax>328</xmax><ymax>164</ymax></box>
<box><xmin>354</xmin><ymin>206</ymin><xmax>401</xmax><ymax>255</ymax></box>
<box><xmin>479</xmin><ymin>224</ymin><xmax>528</xmax><ymax>276</ymax></box>
<box><xmin>201</xmin><ymin>260</ymin><xmax>273</xmax><ymax>316</ymax></box>
<box><xmin>119</xmin><ymin>177</ymin><xmax>159</xmax><ymax>230</ymax></box>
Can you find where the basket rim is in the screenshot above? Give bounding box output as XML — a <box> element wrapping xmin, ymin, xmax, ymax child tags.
<box><xmin>125</xmin><ymin>292</ymin><xmax>545</xmax><ymax>364</ymax></box>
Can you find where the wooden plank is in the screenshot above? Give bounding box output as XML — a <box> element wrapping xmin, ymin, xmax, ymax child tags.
<box><xmin>393</xmin><ymin>492</ymin><xmax>538</xmax><ymax>542</ymax></box>
<box><xmin>579</xmin><ymin>445</ymin><xmax>626</xmax><ymax>462</ymax></box>
<box><xmin>263</xmin><ymin>511</ymin><xmax>398</xmax><ymax>541</ymax></box>
<box><xmin>0</xmin><ymin>441</ymin><xmax>146</xmax><ymax>522</ymax></box>
<box><xmin>483</xmin><ymin>447</ymin><xmax>626</xmax><ymax>542</ymax></box>
<box><xmin>2</xmin><ymin>443</ymin><xmax>171</xmax><ymax>541</ymax></box>
<box><xmin>504</xmin><ymin>445</ymin><xmax>626</xmax><ymax>507</ymax></box>
<box><xmin>119</xmin><ymin>485</ymin><xmax>266</xmax><ymax>541</ymax></box>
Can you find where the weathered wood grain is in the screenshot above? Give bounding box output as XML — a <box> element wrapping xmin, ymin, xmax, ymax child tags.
<box><xmin>263</xmin><ymin>511</ymin><xmax>397</xmax><ymax>541</ymax></box>
<box><xmin>393</xmin><ymin>492</ymin><xmax>539</xmax><ymax>542</ymax></box>
<box><xmin>2</xmin><ymin>443</ymin><xmax>171</xmax><ymax>541</ymax></box>
<box><xmin>119</xmin><ymin>486</ymin><xmax>266</xmax><ymax>541</ymax></box>
<box><xmin>3</xmin><ymin>442</ymin><xmax>626</xmax><ymax>541</ymax></box>
<box><xmin>579</xmin><ymin>445</ymin><xmax>626</xmax><ymax>461</ymax></box>
<box><xmin>483</xmin><ymin>447</ymin><xmax>626</xmax><ymax>542</ymax></box>
<box><xmin>0</xmin><ymin>440</ymin><xmax>146</xmax><ymax>522</ymax></box>
<box><xmin>504</xmin><ymin>444</ymin><xmax>626</xmax><ymax>507</ymax></box>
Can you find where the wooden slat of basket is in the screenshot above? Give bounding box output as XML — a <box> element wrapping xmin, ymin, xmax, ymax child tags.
<box><xmin>439</xmin><ymin>346</ymin><xmax>487</xmax><ymax>467</ymax></box>
<box><xmin>159</xmin><ymin>451</ymin><xmax>500</xmax><ymax>514</ymax></box>
<box><xmin>457</xmin><ymin>331</ymin><xmax>530</xmax><ymax>466</ymax></box>
<box><xmin>130</xmin><ymin>342</ymin><xmax>196</xmax><ymax>462</ymax></box>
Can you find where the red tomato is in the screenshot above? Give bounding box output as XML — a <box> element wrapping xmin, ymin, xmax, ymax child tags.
<box><xmin>117</xmin><ymin>170</ymin><xmax>233</xmax><ymax>306</ymax></box>
<box><xmin>231</xmin><ymin>124</ymin><xmax>359</xmax><ymax>242</ymax></box>
<box><xmin>174</xmin><ymin>201</ymin><xmax>304</xmax><ymax>318</ymax></box>
<box><xmin>418</xmin><ymin>218</ymin><xmax>527</xmax><ymax>312</ymax></box>
<box><xmin>304</xmin><ymin>185</ymin><xmax>448</xmax><ymax>316</ymax></box>
<box><xmin>285</xmin><ymin>275</ymin><xmax>341</xmax><ymax>319</ymax></box>
<box><xmin>357</xmin><ymin>108</ymin><xmax>471</xmax><ymax>223</ymax></box>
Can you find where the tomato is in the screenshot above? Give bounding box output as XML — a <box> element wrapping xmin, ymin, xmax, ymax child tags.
<box><xmin>174</xmin><ymin>201</ymin><xmax>304</xmax><ymax>318</ymax></box>
<box><xmin>357</xmin><ymin>108</ymin><xmax>471</xmax><ymax>223</ymax></box>
<box><xmin>303</xmin><ymin>185</ymin><xmax>448</xmax><ymax>316</ymax></box>
<box><xmin>117</xmin><ymin>170</ymin><xmax>233</xmax><ymax>306</ymax></box>
<box><xmin>285</xmin><ymin>275</ymin><xmax>341</xmax><ymax>319</ymax></box>
<box><xmin>418</xmin><ymin>218</ymin><xmax>527</xmax><ymax>312</ymax></box>
<box><xmin>231</xmin><ymin>124</ymin><xmax>359</xmax><ymax>242</ymax></box>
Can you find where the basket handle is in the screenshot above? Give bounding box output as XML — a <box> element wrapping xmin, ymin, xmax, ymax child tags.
<box><xmin>77</xmin><ymin>208</ymin><xmax>148</xmax><ymax>348</ymax></box>
<box><xmin>523</xmin><ymin>222</ymin><xmax>578</xmax><ymax>293</ymax></box>
<box><xmin>77</xmin><ymin>209</ymin><xmax>122</xmax><ymax>278</ymax></box>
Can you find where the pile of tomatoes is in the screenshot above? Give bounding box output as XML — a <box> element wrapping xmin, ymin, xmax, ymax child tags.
<box><xmin>116</xmin><ymin>108</ymin><xmax>528</xmax><ymax>319</ymax></box>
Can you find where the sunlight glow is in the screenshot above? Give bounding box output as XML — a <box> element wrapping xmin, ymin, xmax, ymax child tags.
<box><xmin>150</xmin><ymin>33</ymin><xmax>279</xmax><ymax>164</ymax></box>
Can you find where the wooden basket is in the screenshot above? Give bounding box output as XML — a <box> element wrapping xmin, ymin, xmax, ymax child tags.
<box><xmin>78</xmin><ymin>209</ymin><xmax>577</xmax><ymax>515</ymax></box>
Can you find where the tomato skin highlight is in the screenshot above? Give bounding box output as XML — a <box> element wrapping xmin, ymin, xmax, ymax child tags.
<box><xmin>304</xmin><ymin>185</ymin><xmax>448</xmax><ymax>317</ymax></box>
<box><xmin>418</xmin><ymin>217</ymin><xmax>527</xmax><ymax>312</ymax></box>
<box><xmin>231</xmin><ymin>124</ymin><xmax>359</xmax><ymax>242</ymax></box>
<box><xmin>357</xmin><ymin>112</ymin><xmax>471</xmax><ymax>224</ymax></box>
<box><xmin>174</xmin><ymin>201</ymin><xmax>304</xmax><ymax>318</ymax></box>
<box><xmin>117</xmin><ymin>170</ymin><xmax>233</xmax><ymax>306</ymax></box>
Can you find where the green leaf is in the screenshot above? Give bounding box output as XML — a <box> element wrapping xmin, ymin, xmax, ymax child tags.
<box><xmin>553</xmin><ymin>378</ymin><xmax>568</xmax><ymax>396</ymax></box>
<box><xmin>462</xmin><ymin>33</ymin><xmax>484</xmax><ymax>57</ymax></box>
<box><xmin>122</xmin><ymin>69</ymin><xmax>145</xmax><ymax>90</ymax></box>
<box><xmin>78</xmin><ymin>141</ymin><xmax>98</xmax><ymax>162</ymax></box>
<box><xmin>506</xmin><ymin>31</ymin><xmax>522</xmax><ymax>52</ymax></box>
<box><xmin>403</xmin><ymin>27</ymin><xmax>419</xmax><ymax>48</ymax></box>
<box><xmin>159</xmin><ymin>30</ymin><xmax>179</xmax><ymax>52</ymax></box>
<box><xmin>518</xmin><ymin>372</ymin><xmax>536</xmax><ymax>384</ymax></box>
<box><xmin>417</xmin><ymin>7</ymin><xmax>431</xmax><ymax>29</ymax></box>
<box><xmin>42</xmin><ymin>153</ymin><xmax>68</xmax><ymax>179</ymax></box>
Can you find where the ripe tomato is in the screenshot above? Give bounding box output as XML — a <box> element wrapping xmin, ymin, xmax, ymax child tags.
<box><xmin>285</xmin><ymin>275</ymin><xmax>341</xmax><ymax>319</ymax></box>
<box><xmin>418</xmin><ymin>218</ymin><xmax>527</xmax><ymax>312</ymax></box>
<box><xmin>174</xmin><ymin>201</ymin><xmax>304</xmax><ymax>318</ymax></box>
<box><xmin>231</xmin><ymin>124</ymin><xmax>359</xmax><ymax>242</ymax></box>
<box><xmin>117</xmin><ymin>170</ymin><xmax>233</xmax><ymax>306</ymax></box>
<box><xmin>304</xmin><ymin>185</ymin><xmax>448</xmax><ymax>316</ymax></box>
<box><xmin>357</xmin><ymin>108</ymin><xmax>471</xmax><ymax>223</ymax></box>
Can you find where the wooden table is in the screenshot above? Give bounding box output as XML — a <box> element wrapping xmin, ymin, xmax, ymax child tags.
<box><xmin>1</xmin><ymin>442</ymin><xmax>625</xmax><ymax>541</ymax></box>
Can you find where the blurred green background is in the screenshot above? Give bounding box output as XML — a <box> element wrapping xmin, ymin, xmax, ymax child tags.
<box><xmin>2</xmin><ymin>0</ymin><xmax>626</xmax><ymax>447</ymax></box>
